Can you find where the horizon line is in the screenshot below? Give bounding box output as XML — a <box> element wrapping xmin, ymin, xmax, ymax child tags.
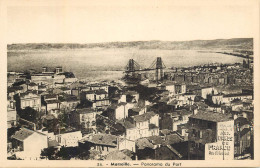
<box><xmin>7</xmin><ymin>37</ymin><xmax>253</xmax><ymax>45</ymax></box>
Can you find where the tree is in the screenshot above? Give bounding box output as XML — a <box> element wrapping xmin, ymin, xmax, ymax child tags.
<box><xmin>58</xmin><ymin>111</ymin><xmax>68</xmax><ymax>128</ymax></box>
<box><xmin>41</xmin><ymin>147</ymin><xmax>58</xmax><ymax>160</ymax></box>
<box><xmin>56</xmin><ymin>146</ymin><xmax>80</xmax><ymax>160</ymax></box>
<box><xmin>18</xmin><ymin>107</ymin><xmax>37</xmax><ymax>123</ymax></box>
<box><xmin>7</xmin><ymin>126</ymin><xmax>21</xmax><ymax>142</ymax></box>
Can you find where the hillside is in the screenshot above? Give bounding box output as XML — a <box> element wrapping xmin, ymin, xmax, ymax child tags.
<box><xmin>7</xmin><ymin>38</ymin><xmax>253</xmax><ymax>50</ymax></box>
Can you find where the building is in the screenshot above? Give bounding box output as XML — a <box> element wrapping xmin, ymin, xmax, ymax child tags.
<box><xmin>15</xmin><ymin>91</ymin><xmax>41</xmax><ymax>111</ymax></box>
<box><xmin>188</xmin><ymin>111</ymin><xmax>235</xmax><ymax>160</ymax></box>
<box><xmin>55</xmin><ymin>67</ymin><xmax>63</xmax><ymax>74</ymax></box>
<box><xmin>209</xmin><ymin>93</ymin><xmax>252</xmax><ymax>105</ymax></box>
<box><xmin>222</xmin><ymin>93</ymin><xmax>252</xmax><ymax>104</ymax></box>
<box><xmin>27</xmin><ymin>82</ymin><xmax>38</xmax><ymax>91</ymax></box>
<box><xmin>79</xmin><ymin>133</ymin><xmax>135</xmax><ymax>156</ymax></box>
<box><xmin>55</xmin><ymin>130</ymin><xmax>82</xmax><ymax>147</ymax></box>
<box><xmin>45</xmin><ymin>99</ymin><xmax>61</xmax><ymax>113</ymax></box>
<box><xmin>234</xmin><ymin>117</ymin><xmax>252</xmax><ymax>157</ymax></box>
<box><xmin>31</xmin><ymin>73</ymin><xmax>54</xmax><ymax>85</ymax></box>
<box><xmin>175</xmin><ymin>84</ymin><xmax>186</xmax><ymax>94</ymax></box>
<box><xmin>60</xmin><ymin>95</ymin><xmax>80</xmax><ymax>110</ymax></box>
<box><xmin>120</xmin><ymin>111</ymin><xmax>159</xmax><ymax>141</ymax></box>
<box><xmin>201</xmin><ymin>87</ymin><xmax>217</xmax><ymax>99</ymax></box>
<box><xmin>7</xmin><ymin>96</ymin><xmax>17</xmax><ymax>128</ymax></box>
<box><xmin>53</xmin><ymin>74</ymin><xmax>66</xmax><ymax>83</ymax></box>
<box><xmin>124</xmin><ymin>91</ymin><xmax>139</xmax><ymax>103</ymax></box>
<box><xmin>7</xmin><ymin>107</ymin><xmax>17</xmax><ymax>128</ymax></box>
<box><xmin>11</xmin><ymin>128</ymin><xmax>48</xmax><ymax>160</ymax></box>
<box><xmin>160</xmin><ymin>109</ymin><xmax>192</xmax><ymax>131</ymax></box>
<box><xmin>70</xmin><ymin>108</ymin><xmax>97</xmax><ymax>130</ymax></box>
<box><xmin>88</xmin><ymin>83</ymin><xmax>109</xmax><ymax>93</ymax></box>
<box><xmin>161</xmin><ymin>83</ymin><xmax>187</xmax><ymax>95</ymax></box>
<box><xmin>81</xmin><ymin>89</ymin><xmax>109</xmax><ymax>109</ymax></box>
<box><xmin>107</xmin><ymin>102</ymin><xmax>129</xmax><ymax>121</ymax></box>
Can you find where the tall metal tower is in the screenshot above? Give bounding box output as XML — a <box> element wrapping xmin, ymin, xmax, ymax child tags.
<box><xmin>125</xmin><ymin>59</ymin><xmax>141</xmax><ymax>73</ymax></box>
<box><xmin>149</xmin><ymin>57</ymin><xmax>166</xmax><ymax>83</ymax></box>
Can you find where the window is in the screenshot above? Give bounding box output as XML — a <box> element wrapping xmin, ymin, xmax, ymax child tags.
<box><xmin>207</xmin><ymin>122</ymin><xmax>213</xmax><ymax>129</ymax></box>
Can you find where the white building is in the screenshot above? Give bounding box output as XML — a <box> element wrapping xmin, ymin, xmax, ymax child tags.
<box><xmin>70</xmin><ymin>108</ymin><xmax>97</xmax><ymax>130</ymax></box>
<box><xmin>11</xmin><ymin>128</ymin><xmax>48</xmax><ymax>160</ymax></box>
<box><xmin>55</xmin><ymin>130</ymin><xmax>82</xmax><ymax>147</ymax></box>
<box><xmin>121</xmin><ymin>111</ymin><xmax>160</xmax><ymax>141</ymax></box>
<box><xmin>18</xmin><ymin>91</ymin><xmax>41</xmax><ymax>111</ymax></box>
<box><xmin>107</xmin><ymin>102</ymin><xmax>129</xmax><ymax>121</ymax></box>
<box><xmin>201</xmin><ymin>87</ymin><xmax>217</xmax><ymax>99</ymax></box>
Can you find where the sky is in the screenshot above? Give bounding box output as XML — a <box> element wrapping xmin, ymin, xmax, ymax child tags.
<box><xmin>6</xmin><ymin>0</ymin><xmax>258</xmax><ymax>44</ymax></box>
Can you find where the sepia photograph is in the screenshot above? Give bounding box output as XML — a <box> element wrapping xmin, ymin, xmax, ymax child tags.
<box><xmin>2</xmin><ymin>0</ymin><xmax>259</xmax><ymax>166</ymax></box>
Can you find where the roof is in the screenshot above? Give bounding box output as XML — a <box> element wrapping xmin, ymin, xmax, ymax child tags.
<box><xmin>168</xmin><ymin>100</ymin><xmax>178</xmax><ymax>106</ymax></box>
<box><xmin>190</xmin><ymin>111</ymin><xmax>233</xmax><ymax>122</ymax></box>
<box><xmin>76</xmin><ymin>108</ymin><xmax>96</xmax><ymax>114</ymax></box>
<box><xmin>118</xmin><ymin>102</ymin><xmax>127</xmax><ymax>106</ymax></box>
<box><xmin>11</xmin><ymin>128</ymin><xmax>46</xmax><ymax>141</ymax></box>
<box><xmin>131</xmin><ymin>107</ymin><xmax>143</xmax><ymax>113</ymax></box>
<box><xmin>85</xmin><ymin>89</ymin><xmax>107</xmax><ymax>95</ymax></box>
<box><xmin>240</xmin><ymin>128</ymin><xmax>250</xmax><ymax>137</ymax></box>
<box><xmin>132</xmin><ymin>111</ymin><xmax>157</xmax><ymax>123</ymax></box>
<box><xmin>165</xmin><ymin>134</ymin><xmax>183</xmax><ymax>145</ymax></box>
<box><xmin>105</xmin><ymin>150</ymin><xmax>132</xmax><ymax>160</ymax></box>
<box><xmin>149</xmin><ymin>124</ymin><xmax>158</xmax><ymax>129</ymax></box>
<box><xmin>62</xmin><ymin>95</ymin><xmax>79</xmax><ymax>102</ymax></box>
<box><xmin>164</xmin><ymin>82</ymin><xmax>176</xmax><ymax>86</ymax></box>
<box><xmin>231</xmin><ymin>99</ymin><xmax>243</xmax><ymax>104</ymax></box>
<box><xmin>38</xmin><ymin>85</ymin><xmax>47</xmax><ymax>89</ymax></box>
<box><xmin>79</xmin><ymin>133</ymin><xmax>118</xmax><ymax>147</ymax></box>
<box><xmin>118</xmin><ymin>120</ymin><xmax>135</xmax><ymax>129</ymax></box>
<box><xmin>48</xmin><ymin>140</ymin><xmax>59</xmax><ymax>147</ymax></box>
<box><xmin>235</xmin><ymin>117</ymin><xmax>249</xmax><ymax>127</ymax></box>
<box><xmin>184</xmin><ymin>93</ymin><xmax>196</xmax><ymax>96</ymax></box>
<box><xmin>177</xmin><ymin>124</ymin><xmax>189</xmax><ymax>129</ymax></box>
<box><xmin>224</xmin><ymin>93</ymin><xmax>252</xmax><ymax>98</ymax></box>
<box><xmin>20</xmin><ymin>91</ymin><xmax>39</xmax><ymax>98</ymax></box>
<box><xmin>45</xmin><ymin>94</ymin><xmax>57</xmax><ymax>99</ymax></box>
<box><xmin>60</xmin><ymin>87</ymin><xmax>70</xmax><ymax>91</ymax></box>
<box><xmin>201</xmin><ymin>86</ymin><xmax>214</xmax><ymax>89</ymax></box>
<box><xmin>136</xmin><ymin>138</ymin><xmax>154</xmax><ymax>149</ymax></box>
<box><xmin>125</xmin><ymin>90</ymin><xmax>138</xmax><ymax>95</ymax></box>
<box><xmin>160</xmin><ymin>129</ymin><xmax>172</xmax><ymax>136</ymax></box>
<box><xmin>108</xmin><ymin>102</ymin><xmax>127</xmax><ymax>110</ymax></box>
<box><xmin>146</xmin><ymin>136</ymin><xmax>164</xmax><ymax>145</ymax></box>
<box><xmin>45</xmin><ymin>99</ymin><xmax>60</xmax><ymax>104</ymax></box>
<box><xmin>28</xmin><ymin>82</ymin><xmax>37</xmax><ymax>86</ymax></box>
<box><xmin>8</xmin><ymin>86</ymin><xmax>24</xmax><ymax>92</ymax></box>
<box><xmin>31</xmin><ymin>73</ymin><xmax>54</xmax><ymax>76</ymax></box>
<box><xmin>108</xmin><ymin>104</ymin><xmax>119</xmax><ymax>110</ymax></box>
<box><xmin>176</xmin><ymin>109</ymin><xmax>192</xmax><ymax>116</ymax></box>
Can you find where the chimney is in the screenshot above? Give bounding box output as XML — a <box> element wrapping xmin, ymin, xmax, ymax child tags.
<box><xmin>193</xmin><ymin>108</ymin><xmax>198</xmax><ymax>115</ymax></box>
<box><xmin>233</xmin><ymin>114</ymin><xmax>238</xmax><ymax>120</ymax></box>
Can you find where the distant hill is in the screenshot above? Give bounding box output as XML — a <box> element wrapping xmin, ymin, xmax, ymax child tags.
<box><xmin>7</xmin><ymin>38</ymin><xmax>253</xmax><ymax>50</ymax></box>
